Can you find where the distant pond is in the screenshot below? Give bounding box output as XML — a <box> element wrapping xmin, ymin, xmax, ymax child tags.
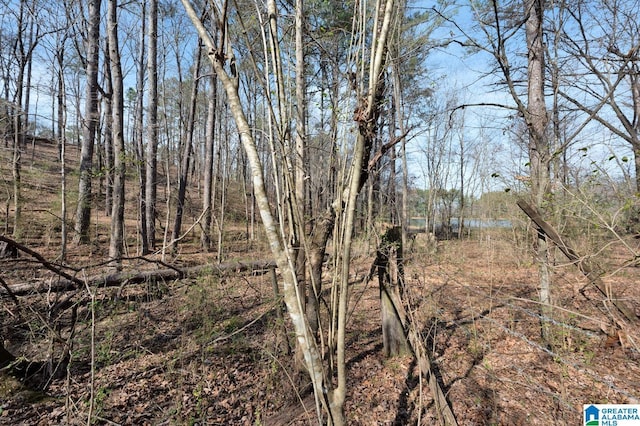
<box><xmin>409</xmin><ymin>218</ymin><xmax>513</xmax><ymax>230</ymax></box>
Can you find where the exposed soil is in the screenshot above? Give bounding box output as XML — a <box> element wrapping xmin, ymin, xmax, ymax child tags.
<box><xmin>1</xmin><ymin>139</ymin><xmax>640</xmax><ymax>425</ymax></box>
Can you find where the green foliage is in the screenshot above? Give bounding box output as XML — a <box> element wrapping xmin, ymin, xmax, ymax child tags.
<box><xmin>92</xmin><ymin>386</ymin><xmax>111</xmax><ymax>418</ymax></box>
<box><xmin>96</xmin><ymin>330</ymin><xmax>115</xmax><ymax>366</ymax></box>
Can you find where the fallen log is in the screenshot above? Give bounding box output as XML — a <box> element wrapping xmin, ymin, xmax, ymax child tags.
<box><xmin>1</xmin><ymin>260</ymin><xmax>278</xmax><ymax>297</ymax></box>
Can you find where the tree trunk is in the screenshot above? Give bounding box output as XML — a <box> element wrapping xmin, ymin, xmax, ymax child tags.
<box><xmin>103</xmin><ymin>42</ymin><xmax>114</xmax><ymax>217</ymax></box>
<box><xmin>74</xmin><ymin>0</ymin><xmax>101</xmax><ymax>244</ymax></box>
<box><xmin>12</xmin><ymin>105</ymin><xmax>22</xmax><ymax>239</ymax></box>
<box><xmin>294</xmin><ymin>0</ymin><xmax>308</xmax><ymax>322</ymax></box>
<box><xmin>632</xmin><ymin>73</ymin><xmax>640</xmax><ymax>192</ymax></box>
<box><xmin>135</xmin><ymin>2</ymin><xmax>148</xmax><ymax>255</ymax></box>
<box><xmin>1</xmin><ymin>260</ymin><xmax>278</xmax><ymax>296</ymax></box>
<box><xmin>307</xmin><ymin>210</ymin><xmax>334</xmax><ymax>336</ymax></box>
<box><xmin>11</xmin><ymin>7</ymin><xmax>25</xmax><ymax>239</ymax></box>
<box><xmin>145</xmin><ymin>0</ymin><xmax>158</xmax><ymax>251</ymax></box>
<box><xmin>377</xmin><ymin>226</ymin><xmax>409</xmax><ymax>357</ymax></box>
<box><xmin>525</xmin><ymin>0</ymin><xmax>552</xmax><ymax>343</ymax></box>
<box><xmin>108</xmin><ymin>0</ymin><xmax>126</xmax><ymax>268</ymax></box>
<box><xmin>171</xmin><ymin>44</ymin><xmax>202</xmax><ymax>253</ymax></box>
<box><xmin>56</xmin><ymin>44</ymin><xmax>68</xmax><ymax>262</ymax></box>
<box><xmin>201</xmin><ymin>74</ymin><xmax>217</xmax><ymax>250</ymax></box>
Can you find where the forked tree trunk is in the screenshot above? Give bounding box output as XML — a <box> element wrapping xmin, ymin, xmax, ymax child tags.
<box><xmin>182</xmin><ymin>0</ymin><xmax>396</xmax><ymax>423</ymax></box>
<box><xmin>180</xmin><ymin>3</ymin><xmax>332</xmax><ymax>422</ymax></box>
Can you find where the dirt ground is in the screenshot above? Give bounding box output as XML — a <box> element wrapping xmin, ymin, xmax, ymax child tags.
<box><xmin>1</xmin><ymin>139</ymin><xmax>639</xmax><ymax>424</ymax></box>
<box><xmin>1</xmin><ymin>230</ymin><xmax>639</xmax><ymax>425</ymax></box>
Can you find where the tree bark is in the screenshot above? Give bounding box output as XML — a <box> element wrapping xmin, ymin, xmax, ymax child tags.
<box><xmin>11</xmin><ymin>2</ymin><xmax>27</xmax><ymax>239</ymax></box>
<box><xmin>180</xmin><ymin>2</ymin><xmax>332</xmax><ymax>422</ymax></box>
<box><xmin>74</xmin><ymin>0</ymin><xmax>101</xmax><ymax>244</ymax></box>
<box><xmin>145</xmin><ymin>0</ymin><xmax>159</xmax><ymax>251</ymax></box>
<box><xmin>56</xmin><ymin>42</ymin><xmax>68</xmax><ymax>262</ymax></box>
<box><xmin>201</xmin><ymin>74</ymin><xmax>217</xmax><ymax>250</ymax></box>
<box><xmin>108</xmin><ymin>0</ymin><xmax>126</xmax><ymax>267</ymax></box>
<box><xmin>307</xmin><ymin>210</ymin><xmax>334</xmax><ymax>335</ymax></box>
<box><xmin>376</xmin><ymin>226</ymin><xmax>409</xmax><ymax>357</ymax></box>
<box><xmin>135</xmin><ymin>2</ymin><xmax>148</xmax><ymax>255</ymax></box>
<box><xmin>294</xmin><ymin>0</ymin><xmax>308</xmax><ymax>325</ymax></box>
<box><xmin>1</xmin><ymin>260</ymin><xmax>278</xmax><ymax>296</ymax></box>
<box><xmin>525</xmin><ymin>0</ymin><xmax>552</xmax><ymax>343</ymax></box>
<box><xmin>103</xmin><ymin>41</ymin><xmax>114</xmax><ymax>217</ymax></box>
<box><xmin>171</xmin><ymin>44</ymin><xmax>202</xmax><ymax>253</ymax></box>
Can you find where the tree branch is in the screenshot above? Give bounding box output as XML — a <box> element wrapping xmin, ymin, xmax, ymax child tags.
<box><xmin>0</xmin><ymin>235</ymin><xmax>84</xmax><ymax>288</ymax></box>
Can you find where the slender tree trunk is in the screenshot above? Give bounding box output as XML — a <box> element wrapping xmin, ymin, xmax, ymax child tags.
<box><xmin>216</xmin><ymin>116</ymin><xmax>229</xmax><ymax>261</ymax></box>
<box><xmin>334</xmin><ymin>2</ymin><xmax>396</xmax><ymax>421</ymax></box>
<box><xmin>295</xmin><ymin>0</ymin><xmax>311</xmax><ymax>330</ymax></box>
<box><xmin>12</xmin><ymin>108</ymin><xmax>22</xmax><ymax>239</ymax></box>
<box><xmin>171</xmin><ymin>44</ymin><xmax>202</xmax><ymax>253</ymax></box>
<box><xmin>11</xmin><ymin>1</ymin><xmax>27</xmax><ymax>238</ymax></box>
<box><xmin>57</xmin><ymin>45</ymin><xmax>68</xmax><ymax>261</ymax></box>
<box><xmin>201</xmin><ymin>75</ymin><xmax>217</xmax><ymax>250</ymax></box>
<box><xmin>135</xmin><ymin>2</ymin><xmax>148</xmax><ymax>255</ymax></box>
<box><xmin>108</xmin><ymin>0</ymin><xmax>126</xmax><ymax>268</ymax></box>
<box><xmin>181</xmin><ymin>3</ymin><xmax>332</xmax><ymax>423</ymax></box>
<box><xmin>525</xmin><ymin>0</ymin><xmax>552</xmax><ymax>342</ymax></box>
<box><xmin>387</xmin><ymin>125</ymin><xmax>397</xmax><ymax>224</ymax></box>
<box><xmin>74</xmin><ymin>0</ymin><xmax>102</xmax><ymax>244</ymax></box>
<box><xmin>103</xmin><ymin>52</ymin><xmax>114</xmax><ymax>217</ymax></box>
<box><xmin>145</xmin><ymin>0</ymin><xmax>158</xmax><ymax>251</ymax></box>
<box><xmin>392</xmin><ymin>60</ymin><xmax>409</xmax><ymax>248</ymax></box>
<box><xmin>459</xmin><ymin>136</ymin><xmax>465</xmax><ymax>238</ymax></box>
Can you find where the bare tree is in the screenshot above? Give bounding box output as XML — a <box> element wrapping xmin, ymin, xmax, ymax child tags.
<box><xmin>107</xmin><ymin>0</ymin><xmax>126</xmax><ymax>267</ymax></box>
<box><xmin>181</xmin><ymin>0</ymin><xmax>397</xmax><ymax>422</ymax></box>
<box><xmin>4</xmin><ymin>0</ymin><xmax>48</xmax><ymax>237</ymax></box>
<box><xmin>74</xmin><ymin>0</ymin><xmax>101</xmax><ymax>244</ymax></box>
<box><xmin>55</xmin><ymin>25</ymin><xmax>70</xmax><ymax>261</ymax></box>
<box><xmin>145</xmin><ymin>0</ymin><xmax>158</xmax><ymax>251</ymax></box>
<box><xmin>201</xmin><ymin>73</ymin><xmax>218</xmax><ymax>250</ymax></box>
<box><xmin>171</xmin><ymin>42</ymin><xmax>202</xmax><ymax>254</ymax></box>
<box><xmin>559</xmin><ymin>0</ymin><xmax>640</xmax><ymax>193</ymax></box>
<box><xmin>438</xmin><ymin>0</ymin><xmax>554</xmax><ymax>340</ymax></box>
<box><xmin>133</xmin><ymin>1</ymin><xmax>148</xmax><ymax>254</ymax></box>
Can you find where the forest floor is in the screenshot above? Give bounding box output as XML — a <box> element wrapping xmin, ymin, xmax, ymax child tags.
<box><xmin>2</xmin><ymin>231</ymin><xmax>639</xmax><ymax>425</ymax></box>
<box><xmin>1</xmin><ymin>139</ymin><xmax>640</xmax><ymax>425</ymax></box>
